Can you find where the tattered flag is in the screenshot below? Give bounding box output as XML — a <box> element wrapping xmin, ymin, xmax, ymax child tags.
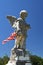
<box><xmin>2</xmin><ymin>32</ymin><xmax>17</xmax><ymax>44</ymax></box>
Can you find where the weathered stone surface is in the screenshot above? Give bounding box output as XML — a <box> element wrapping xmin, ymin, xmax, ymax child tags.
<box><xmin>6</xmin><ymin>10</ymin><xmax>32</xmax><ymax>65</ymax></box>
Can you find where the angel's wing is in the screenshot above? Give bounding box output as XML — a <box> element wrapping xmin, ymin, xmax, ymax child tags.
<box><xmin>6</xmin><ymin>15</ymin><xmax>17</xmax><ymax>26</ymax></box>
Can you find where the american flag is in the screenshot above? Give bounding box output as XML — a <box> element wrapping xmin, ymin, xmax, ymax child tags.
<box><xmin>2</xmin><ymin>32</ymin><xmax>17</xmax><ymax>44</ymax></box>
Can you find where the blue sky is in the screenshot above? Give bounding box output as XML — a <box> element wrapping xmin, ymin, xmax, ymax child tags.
<box><xmin>0</xmin><ymin>0</ymin><xmax>43</xmax><ymax>58</ymax></box>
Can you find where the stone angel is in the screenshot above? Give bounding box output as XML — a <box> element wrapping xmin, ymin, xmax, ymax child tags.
<box><xmin>2</xmin><ymin>10</ymin><xmax>31</xmax><ymax>50</ymax></box>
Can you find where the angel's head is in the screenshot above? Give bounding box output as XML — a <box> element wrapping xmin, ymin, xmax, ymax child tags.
<box><xmin>20</xmin><ymin>10</ymin><xmax>28</xmax><ymax>20</ymax></box>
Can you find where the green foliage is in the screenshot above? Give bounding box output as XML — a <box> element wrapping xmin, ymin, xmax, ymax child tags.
<box><xmin>30</xmin><ymin>55</ymin><xmax>43</xmax><ymax>65</ymax></box>
<box><xmin>0</xmin><ymin>55</ymin><xmax>43</xmax><ymax>65</ymax></box>
<box><xmin>0</xmin><ymin>58</ymin><xmax>4</xmax><ymax>65</ymax></box>
<box><xmin>3</xmin><ymin>56</ymin><xmax>9</xmax><ymax>65</ymax></box>
<box><xmin>0</xmin><ymin>56</ymin><xmax>9</xmax><ymax>65</ymax></box>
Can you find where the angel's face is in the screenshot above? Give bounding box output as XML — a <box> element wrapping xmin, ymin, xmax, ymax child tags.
<box><xmin>20</xmin><ymin>13</ymin><xmax>27</xmax><ymax>20</ymax></box>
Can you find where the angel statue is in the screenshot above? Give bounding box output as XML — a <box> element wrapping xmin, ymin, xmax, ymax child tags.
<box><xmin>2</xmin><ymin>10</ymin><xmax>31</xmax><ymax>49</ymax></box>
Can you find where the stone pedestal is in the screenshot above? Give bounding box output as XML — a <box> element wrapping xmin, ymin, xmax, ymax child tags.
<box><xmin>6</xmin><ymin>48</ymin><xmax>32</xmax><ymax>65</ymax></box>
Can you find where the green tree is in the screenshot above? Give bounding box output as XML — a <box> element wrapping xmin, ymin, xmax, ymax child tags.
<box><xmin>30</xmin><ymin>55</ymin><xmax>43</xmax><ymax>65</ymax></box>
<box><xmin>2</xmin><ymin>56</ymin><xmax>9</xmax><ymax>65</ymax></box>
<box><xmin>0</xmin><ymin>58</ymin><xmax>4</xmax><ymax>65</ymax></box>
